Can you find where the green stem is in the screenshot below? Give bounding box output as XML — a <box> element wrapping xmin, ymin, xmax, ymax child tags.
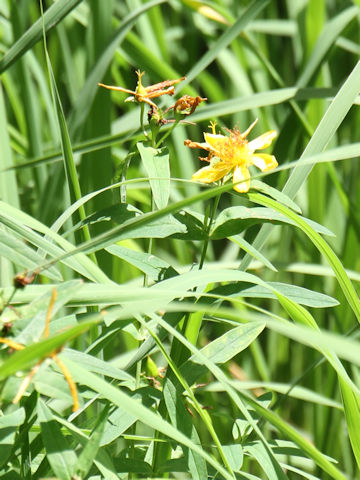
<box><xmin>140</xmin><ymin>103</ymin><xmax>147</xmax><ymax>138</ymax></box>
<box><xmin>199</xmin><ymin>191</ymin><xmax>221</xmax><ymax>269</ymax></box>
<box><xmin>155</xmin><ymin>118</ymin><xmax>180</xmax><ymax>148</ymax></box>
<box><xmin>143</xmin><ymin>193</ymin><xmax>154</xmax><ymax>287</ymax></box>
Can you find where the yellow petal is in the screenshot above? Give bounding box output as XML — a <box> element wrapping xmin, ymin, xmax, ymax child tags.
<box><xmin>241</xmin><ymin>118</ymin><xmax>258</xmax><ymax>139</ymax></box>
<box><xmin>233</xmin><ymin>165</ymin><xmax>250</xmax><ymax>192</ymax></box>
<box><xmin>192</xmin><ymin>163</ymin><xmax>231</xmax><ymax>183</ymax></box>
<box><xmin>250</xmin><ymin>153</ymin><xmax>278</xmax><ymax>172</ymax></box>
<box><xmin>248</xmin><ymin>130</ymin><xmax>277</xmax><ymax>152</ymax></box>
<box><xmin>203</xmin><ymin>132</ymin><xmax>226</xmax><ymax>151</ymax></box>
<box><xmin>198</xmin><ymin>5</ymin><xmax>229</xmax><ymax>25</ymax></box>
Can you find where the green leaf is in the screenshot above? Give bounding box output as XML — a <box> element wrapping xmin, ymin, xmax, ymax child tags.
<box><xmin>238</xmin><ymin>282</ymin><xmax>339</xmax><ymax>308</ymax></box>
<box><xmin>297</xmin><ymin>6</ymin><xmax>359</xmax><ymax>87</ymax></box>
<box><xmin>38</xmin><ymin>399</ymin><xmax>78</xmax><ymax>479</ymax></box>
<box><xmin>222</xmin><ymin>444</ymin><xmax>243</xmax><ymax>472</ymax></box>
<box><xmin>0</xmin><ymin>201</ymin><xmax>110</xmax><ymax>283</ymax></box>
<box><xmin>0</xmin><ymin>319</ymin><xmax>99</xmax><ymax>381</ymax></box>
<box><xmin>211</xmin><ymin>206</ymin><xmax>334</xmax><ymax>240</ymax></box>
<box><xmin>180</xmin><ymin>0</ymin><xmax>270</xmax><ymax>90</ymax></box>
<box><xmin>75</xmin><ymin>406</ymin><xmax>110</xmax><ymax>478</ymax></box>
<box><xmin>137</xmin><ymin>143</ymin><xmax>170</xmax><ymax>210</ymax></box>
<box><xmin>106</xmin><ymin>244</ymin><xmax>178</xmax><ymax>281</ymax></box>
<box><xmin>150</xmin><ymin>312</ymin><xmax>347</xmax><ymax>480</ymax></box>
<box><xmin>0</xmin><ymin>82</ymin><xmax>20</xmax><ymax>285</ymax></box>
<box><xmin>244</xmin><ymin>441</ymin><xmax>288</xmax><ymax>480</ymax></box>
<box><xmin>113</xmin><ymin>458</ymin><xmax>153</xmax><ymax>474</ymax></box>
<box><xmin>339</xmin><ymin>378</ymin><xmax>360</xmax><ymax>471</ymax></box>
<box><xmin>163</xmin><ymin>378</ymin><xmax>207</xmax><ymax>480</ymax></box>
<box><xmin>0</xmin><ymin>408</ymin><xmax>25</xmax><ymax>468</ymax></box>
<box><xmin>250</xmin><ymin>180</ymin><xmax>301</xmax><ymax>213</ymax></box>
<box><xmin>4</xmin><ymin>280</ymin><xmax>83</xmax><ymax>344</ymax></box>
<box><xmin>63</xmin><ymin>348</ymin><xmax>133</xmax><ymax>382</ymax></box>
<box><xmin>191</xmin><ymin>323</ymin><xmax>265</xmax><ymax>365</ymax></box>
<box><xmin>229</xmin><ymin>235</ymin><xmax>277</xmax><ymax>272</ymax></box>
<box><xmin>69</xmin><ymin>203</ymin><xmax>186</xmax><ymax>243</ymax></box>
<box><xmin>181</xmin><ymin>322</ymin><xmax>265</xmax><ymax>387</ymax></box>
<box><xmin>43</xmin><ymin>17</ymin><xmax>95</xmax><ymax>254</ymax></box>
<box><xmin>0</xmin><ymin>0</ymin><xmax>84</xmax><ymax>73</ymax></box>
<box><xmin>100</xmin><ymin>407</ymin><xmax>137</xmax><ymax>446</ymax></box>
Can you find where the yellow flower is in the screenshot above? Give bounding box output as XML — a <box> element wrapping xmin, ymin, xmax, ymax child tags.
<box><xmin>185</xmin><ymin>119</ymin><xmax>278</xmax><ymax>192</ymax></box>
<box><xmin>98</xmin><ymin>70</ymin><xmax>185</xmax><ymax>108</ymax></box>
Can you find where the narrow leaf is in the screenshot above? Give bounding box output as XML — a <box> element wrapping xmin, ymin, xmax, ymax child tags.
<box><xmin>38</xmin><ymin>399</ymin><xmax>78</xmax><ymax>480</ymax></box>
<box><xmin>138</xmin><ymin>143</ymin><xmax>170</xmax><ymax>210</ymax></box>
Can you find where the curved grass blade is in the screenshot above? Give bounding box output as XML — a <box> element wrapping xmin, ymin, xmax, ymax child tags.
<box><xmin>0</xmin><ymin>0</ymin><xmax>84</xmax><ymax>73</ymax></box>
<box><xmin>240</xmin><ymin>59</ymin><xmax>360</xmax><ymax>271</ymax></box>
<box><xmin>248</xmin><ymin>192</ymin><xmax>360</xmax><ymax>324</ymax></box>
<box><xmin>339</xmin><ymin>378</ymin><xmax>360</xmax><ymax>471</ymax></box>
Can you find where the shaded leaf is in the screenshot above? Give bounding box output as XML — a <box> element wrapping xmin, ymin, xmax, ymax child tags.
<box><xmin>106</xmin><ymin>244</ymin><xmax>178</xmax><ymax>281</ymax></box>
<box><xmin>211</xmin><ymin>206</ymin><xmax>334</xmax><ymax>240</ymax></box>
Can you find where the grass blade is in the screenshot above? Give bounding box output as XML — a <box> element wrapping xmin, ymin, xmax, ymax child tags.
<box><xmin>0</xmin><ymin>0</ymin><xmax>84</xmax><ymax>73</ymax></box>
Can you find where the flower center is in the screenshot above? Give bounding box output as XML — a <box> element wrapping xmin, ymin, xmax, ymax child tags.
<box><xmin>217</xmin><ymin>133</ymin><xmax>249</xmax><ymax>166</ymax></box>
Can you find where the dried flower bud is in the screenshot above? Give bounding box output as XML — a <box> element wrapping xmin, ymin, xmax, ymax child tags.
<box><xmin>173</xmin><ymin>95</ymin><xmax>207</xmax><ymax>115</ymax></box>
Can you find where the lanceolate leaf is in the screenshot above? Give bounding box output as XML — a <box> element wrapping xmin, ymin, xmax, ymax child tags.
<box><xmin>138</xmin><ymin>143</ymin><xmax>170</xmax><ymax>210</ymax></box>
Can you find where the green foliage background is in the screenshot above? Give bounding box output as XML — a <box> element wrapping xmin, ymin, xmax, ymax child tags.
<box><xmin>0</xmin><ymin>0</ymin><xmax>360</xmax><ymax>479</ymax></box>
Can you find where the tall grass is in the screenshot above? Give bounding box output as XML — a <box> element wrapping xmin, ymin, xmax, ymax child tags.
<box><xmin>0</xmin><ymin>0</ymin><xmax>360</xmax><ymax>478</ymax></box>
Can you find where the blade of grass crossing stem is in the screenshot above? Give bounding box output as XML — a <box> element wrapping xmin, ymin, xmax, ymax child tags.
<box><xmin>62</xmin><ymin>358</ymin><xmax>235</xmax><ymax>480</ymax></box>
<box><xmin>0</xmin><ymin>0</ymin><xmax>84</xmax><ymax>74</ymax></box>
<box><xmin>40</xmin><ymin>3</ymin><xmax>96</xmax><ymax>263</ymax></box>
<box><xmin>248</xmin><ymin>192</ymin><xmax>360</xmax><ymax>323</ymax></box>
<box><xmin>240</xmin><ymin>60</ymin><xmax>360</xmax><ymax>271</ymax></box>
